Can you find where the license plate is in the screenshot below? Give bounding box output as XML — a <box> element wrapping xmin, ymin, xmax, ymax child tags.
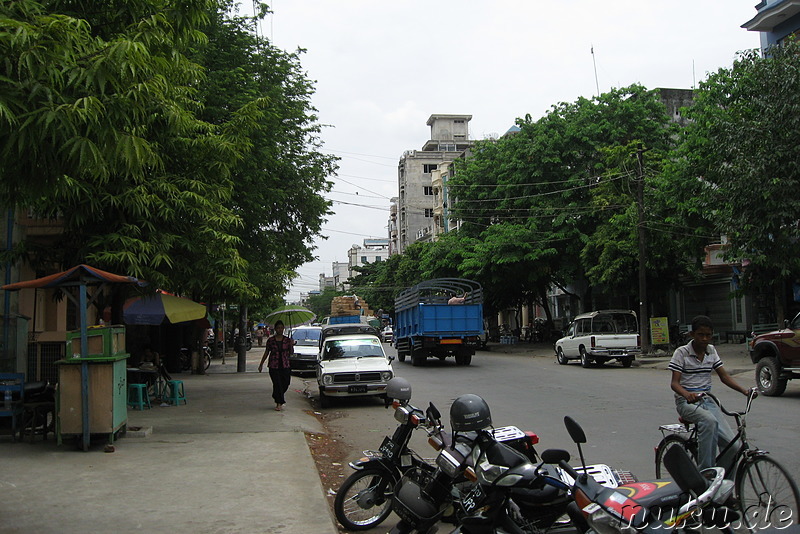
<box><xmin>462</xmin><ymin>484</ymin><xmax>485</xmax><ymax>513</ymax></box>
<box><xmin>348</xmin><ymin>384</ymin><xmax>368</xmax><ymax>393</ymax></box>
<box><xmin>379</xmin><ymin>436</ymin><xmax>396</xmax><ymax>460</ymax></box>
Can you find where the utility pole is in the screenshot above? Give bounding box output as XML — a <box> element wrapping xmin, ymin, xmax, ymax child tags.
<box><xmin>636</xmin><ymin>144</ymin><xmax>651</xmax><ymax>353</ymax></box>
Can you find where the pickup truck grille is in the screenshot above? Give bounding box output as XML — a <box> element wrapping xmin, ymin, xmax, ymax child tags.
<box><xmin>333</xmin><ymin>372</ymin><xmax>382</xmax><ymax>383</ymax></box>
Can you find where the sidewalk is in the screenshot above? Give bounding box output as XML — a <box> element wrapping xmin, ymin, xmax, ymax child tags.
<box><xmin>0</xmin><ymin>350</ymin><xmax>339</xmax><ymax>534</ymax></box>
<box><xmin>487</xmin><ymin>340</ymin><xmax>756</xmax><ymax>375</ymax></box>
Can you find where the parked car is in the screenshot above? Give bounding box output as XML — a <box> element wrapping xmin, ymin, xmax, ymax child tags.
<box><xmin>316</xmin><ymin>332</ymin><xmax>394</xmax><ymax>408</ymax></box>
<box><xmin>289</xmin><ymin>326</ymin><xmax>322</xmax><ymax>374</ymax></box>
<box><xmin>381</xmin><ymin>326</ymin><xmax>393</xmax><ymax>344</ymax></box>
<box><xmin>749</xmin><ymin>312</ymin><xmax>800</xmax><ymax>396</ymax></box>
<box><xmin>555</xmin><ymin>310</ymin><xmax>640</xmax><ymax>368</ymax></box>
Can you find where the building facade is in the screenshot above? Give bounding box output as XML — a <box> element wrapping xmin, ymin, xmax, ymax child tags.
<box><xmin>394</xmin><ymin>114</ymin><xmax>474</xmax><ymax>254</ymax></box>
<box><xmin>742</xmin><ymin>0</ymin><xmax>800</xmax><ymax>49</ymax></box>
<box><xmin>347</xmin><ymin>239</ymin><xmax>390</xmax><ymax>279</ymax></box>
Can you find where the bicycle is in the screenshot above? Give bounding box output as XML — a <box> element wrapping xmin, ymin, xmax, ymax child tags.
<box><xmin>655</xmin><ymin>390</ymin><xmax>799</xmax><ymax>531</ymax></box>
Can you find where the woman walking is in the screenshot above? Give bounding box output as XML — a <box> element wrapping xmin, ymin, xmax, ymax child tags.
<box><xmin>258</xmin><ymin>320</ymin><xmax>294</xmax><ymax>411</ymax></box>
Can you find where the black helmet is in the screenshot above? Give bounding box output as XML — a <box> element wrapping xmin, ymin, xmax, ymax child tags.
<box><xmin>450</xmin><ymin>394</ymin><xmax>492</xmax><ymax>432</ymax></box>
<box><xmin>386</xmin><ymin>377</ymin><xmax>412</xmax><ymax>402</ymax></box>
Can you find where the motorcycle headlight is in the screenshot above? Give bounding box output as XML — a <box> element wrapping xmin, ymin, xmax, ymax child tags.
<box><xmin>477</xmin><ymin>459</ymin><xmax>508</xmax><ymax>485</ymax></box>
<box><xmin>587</xmin><ymin>507</ymin><xmax>638</xmax><ymax>534</ymax></box>
<box><xmin>381</xmin><ymin>371</ymin><xmax>393</xmax><ymax>381</ymax></box>
<box><xmin>322</xmin><ymin>374</ymin><xmax>333</xmax><ymax>385</ymax></box>
<box><xmin>436</xmin><ymin>449</ymin><xmax>463</xmax><ymax>477</ymax></box>
<box><xmin>394</xmin><ymin>405</ymin><xmax>412</xmax><ymax>424</ymax></box>
<box><xmin>713</xmin><ymin>479</ymin><xmax>735</xmax><ymax>505</ymax></box>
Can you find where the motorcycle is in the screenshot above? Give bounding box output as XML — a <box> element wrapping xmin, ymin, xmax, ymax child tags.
<box><xmin>391</xmin><ymin>394</ymin><xmax>627</xmax><ymax>534</ymax></box>
<box><xmin>553</xmin><ymin>415</ymin><xmax>739</xmax><ymax>534</ymax></box>
<box><xmin>333</xmin><ymin>378</ymin><xmax>442</xmax><ymax>530</ymax></box>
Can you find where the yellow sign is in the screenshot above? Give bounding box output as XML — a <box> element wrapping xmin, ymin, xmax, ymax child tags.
<box><xmin>650</xmin><ymin>317</ymin><xmax>669</xmax><ymax>345</ymax></box>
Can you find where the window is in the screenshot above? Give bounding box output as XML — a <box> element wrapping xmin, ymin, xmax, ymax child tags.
<box><xmin>424</xmin><ymin>208</ymin><xmax>433</xmax><ymax>218</ymax></box>
<box><xmin>454</xmin><ymin>134</ymin><xmax>465</xmax><ymax>140</ymax></box>
<box><xmin>423</xmin><ymin>186</ymin><xmax>433</xmax><ymax>195</ymax></box>
<box><xmin>423</xmin><ymin>164</ymin><xmax>437</xmax><ymax>173</ymax></box>
<box><xmin>361</xmin><ymin>256</ymin><xmax>368</xmax><ymax>263</ymax></box>
<box><xmin>454</xmin><ymin>119</ymin><xmax>465</xmax><ymax>124</ymax></box>
<box><xmin>375</xmin><ymin>256</ymin><xmax>381</xmax><ymax>263</ymax></box>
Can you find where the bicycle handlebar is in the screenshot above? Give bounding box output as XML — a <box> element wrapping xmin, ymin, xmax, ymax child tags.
<box><xmin>705</xmin><ymin>389</ymin><xmax>757</xmax><ymax>417</ymax></box>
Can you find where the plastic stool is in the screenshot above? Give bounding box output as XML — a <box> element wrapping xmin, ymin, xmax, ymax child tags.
<box><xmin>128</xmin><ymin>383</ymin><xmax>151</xmax><ymax>410</ymax></box>
<box><xmin>165</xmin><ymin>380</ymin><xmax>186</xmax><ymax>406</ymax></box>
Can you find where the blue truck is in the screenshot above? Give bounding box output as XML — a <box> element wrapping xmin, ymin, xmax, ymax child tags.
<box><xmin>394</xmin><ymin>278</ymin><xmax>484</xmax><ymax>366</ymax></box>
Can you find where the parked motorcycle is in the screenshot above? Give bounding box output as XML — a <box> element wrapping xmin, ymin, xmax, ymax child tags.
<box><xmin>553</xmin><ymin>415</ymin><xmax>739</xmax><ymax>534</ymax></box>
<box><xmin>390</xmin><ymin>395</ymin><xmax>626</xmax><ymax>534</ymax></box>
<box><xmin>333</xmin><ymin>378</ymin><xmax>441</xmax><ymax>530</ymax></box>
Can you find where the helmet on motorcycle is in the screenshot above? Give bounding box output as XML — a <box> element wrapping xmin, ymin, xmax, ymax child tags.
<box><xmin>450</xmin><ymin>394</ymin><xmax>492</xmax><ymax>432</ymax></box>
<box><xmin>385</xmin><ymin>377</ymin><xmax>412</xmax><ymax>402</ymax></box>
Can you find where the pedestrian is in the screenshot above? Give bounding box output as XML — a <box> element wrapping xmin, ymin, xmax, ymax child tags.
<box><xmin>256</xmin><ymin>326</ymin><xmax>264</xmax><ymax>347</ymax></box>
<box><xmin>667</xmin><ymin>315</ymin><xmax>755</xmax><ymax>470</ymax></box>
<box><xmin>258</xmin><ymin>320</ymin><xmax>293</xmax><ymax>411</ymax></box>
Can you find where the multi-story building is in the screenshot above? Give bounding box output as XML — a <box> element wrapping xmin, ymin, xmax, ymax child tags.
<box><xmin>394</xmin><ymin>114</ymin><xmax>474</xmax><ymax>254</ymax></box>
<box><xmin>742</xmin><ymin>0</ymin><xmax>800</xmax><ymax>49</ymax></box>
<box><xmin>319</xmin><ymin>261</ymin><xmax>348</xmax><ymax>291</ymax></box>
<box><xmin>347</xmin><ymin>239</ymin><xmax>389</xmax><ymax>278</ymax></box>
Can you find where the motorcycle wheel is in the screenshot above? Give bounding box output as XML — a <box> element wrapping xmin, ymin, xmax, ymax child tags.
<box><xmin>334</xmin><ymin>467</ymin><xmax>396</xmax><ymax>530</ymax></box>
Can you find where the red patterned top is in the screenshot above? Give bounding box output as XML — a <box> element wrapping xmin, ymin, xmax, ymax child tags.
<box><xmin>265</xmin><ymin>335</ymin><xmax>294</xmax><ymax>369</ymax></box>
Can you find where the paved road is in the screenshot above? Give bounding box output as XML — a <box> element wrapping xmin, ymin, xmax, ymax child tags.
<box><xmin>312</xmin><ymin>342</ymin><xmax>799</xmax><ymax>533</ymax></box>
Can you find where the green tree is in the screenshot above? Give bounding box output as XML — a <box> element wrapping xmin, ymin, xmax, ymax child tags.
<box><xmin>192</xmin><ymin>2</ymin><xmax>336</xmax><ymax>308</ymax></box>
<box><xmin>675</xmin><ymin>40</ymin><xmax>800</xmax><ymax>321</ymax></box>
<box><xmin>451</xmin><ymin>85</ymin><xmax>688</xmax><ymax>316</ymax></box>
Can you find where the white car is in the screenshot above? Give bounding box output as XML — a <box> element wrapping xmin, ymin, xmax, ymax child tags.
<box><xmin>317</xmin><ymin>333</ymin><xmax>394</xmax><ymax>408</ymax></box>
<box><xmin>289</xmin><ymin>326</ymin><xmax>322</xmax><ymax>374</ymax></box>
<box><xmin>555</xmin><ymin>310</ymin><xmax>640</xmax><ymax>368</ymax></box>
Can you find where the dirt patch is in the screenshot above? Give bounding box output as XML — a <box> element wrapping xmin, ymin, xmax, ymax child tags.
<box><xmin>303</xmin><ymin>409</ymin><xmax>351</xmax><ymax>532</ymax></box>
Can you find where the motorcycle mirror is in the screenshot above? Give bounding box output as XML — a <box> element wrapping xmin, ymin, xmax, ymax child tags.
<box><xmin>427</xmin><ymin>402</ymin><xmax>441</xmax><ymax>422</ymax></box>
<box><xmin>541</xmin><ymin>449</ymin><xmax>570</xmax><ymax>465</ymax></box>
<box><xmin>563</xmin><ymin>416</ymin><xmax>586</xmax><ymax>444</ymax></box>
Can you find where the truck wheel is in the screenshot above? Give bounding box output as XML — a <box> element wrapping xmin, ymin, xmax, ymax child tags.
<box><xmin>580</xmin><ymin>348</ymin><xmax>593</xmax><ymax>368</ymax></box>
<box><xmin>397</xmin><ymin>351</ymin><xmax>406</xmax><ymax>363</ymax></box>
<box><xmin>455</xmin><ymin>351</ymin><xmax>472</xmax><ymax>366</ymax></box>
<box><xmin>756</xmin><ymin>357</ymin><xmax>787</xmax><ymax>396</ymax></box>
<box><xmin>620</xmin><ymin>357</ymin><xmax>633</xmax><ymax>368</ymax></box>
<box><xmin>411</xmin><ymin>347</ymin><xmax>425</xmax><ymax>367</ymax></box>
<box><xmin>556</xmin><ymin>347</ymin><xmax>568</xmax><ymax>365</ymax></box>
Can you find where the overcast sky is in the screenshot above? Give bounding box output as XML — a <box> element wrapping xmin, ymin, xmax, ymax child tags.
<box><xmin>249</xmin><ymin>1</ymin><xmax>762</xmax><ymax>303</ymax></box>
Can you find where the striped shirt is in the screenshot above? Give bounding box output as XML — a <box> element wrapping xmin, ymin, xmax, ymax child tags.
<box><xmin>668</xmin><ymin>341</ymin><xmax>723</xmax><ymax>395</ymax></box>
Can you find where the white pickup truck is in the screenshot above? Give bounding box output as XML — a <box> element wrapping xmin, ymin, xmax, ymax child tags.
<box><xmin>555</xmin><ymin>310</ymin><xmax>641</xmax><ymax>368</ymax></box>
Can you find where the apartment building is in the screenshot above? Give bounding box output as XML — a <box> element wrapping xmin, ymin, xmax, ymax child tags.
<box><xmin>742</xmin><ymin>0</ymin><xmax>800</xmax><ymax>48</ymax></box>
<box><xmin>393</xmin><ymin>114</ymin><xmax>474</xmax><ymax>254</ymax></box>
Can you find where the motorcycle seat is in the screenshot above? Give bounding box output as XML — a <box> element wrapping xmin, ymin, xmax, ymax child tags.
<box><xmin>484</xmin><ymin>440</ymin><xmax>529</xmax><ymax>469</ymax></box>
<box><xmin>614</xmin><ymin>481</ymin><xmax>690</xmax><ymax>518</ymax></box>
<box><xmin>510</xmin><ymin>464</ymin><xmax>566</xmax><ymax>505</ymax></box>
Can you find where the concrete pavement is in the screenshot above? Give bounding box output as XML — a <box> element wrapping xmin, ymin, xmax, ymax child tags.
<box><xmin>0</xmin><ymin>348</ymin><xmax>339</xmax><ymax>534</ymax></box>
<box><xmin>0</xmin><ymin>341</ymin><xmax>757</xmax><ymax>534</ymax></box>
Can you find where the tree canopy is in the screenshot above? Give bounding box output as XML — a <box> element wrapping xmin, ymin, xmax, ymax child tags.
<box><xmin>0</xmin><ymin>0</ymin><xmax>334</xmax><ymax>307</ymax></box>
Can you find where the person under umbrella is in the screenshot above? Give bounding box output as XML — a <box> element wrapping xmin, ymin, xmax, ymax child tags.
<box><xmin>257</xmin><ymin>320</ymin><xmax>293</xmax><ymax>411</ymax></box>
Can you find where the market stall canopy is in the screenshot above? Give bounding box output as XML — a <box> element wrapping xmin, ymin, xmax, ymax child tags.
<box><xmin>1</xmin><ymin>264</ymin><xmax>145</xmax><ymax>291</ymax></box>
<box><xmin>264</xmin><ymin>305</ymin><xmax>316</xmax><ymax>329</ymax></box>
<box><xmin>123</xmin><ymin>293</ymin><xmax>206</xmax><ymax>325</ymax></box>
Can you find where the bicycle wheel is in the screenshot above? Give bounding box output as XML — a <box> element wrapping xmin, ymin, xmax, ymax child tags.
<box><xmin>334</xmin><ymin>467</ymin><xmax>396</xmax><ymax>530</ymax></box>
<box><xmin>655</xmin><ymin>434</ymin><xmax>697</xmax><ymax>479</ymax></box>
<box><xmin>737</xmin><ymin>455</ymin><xmax>800</xmax><ymax>530</ymax></box>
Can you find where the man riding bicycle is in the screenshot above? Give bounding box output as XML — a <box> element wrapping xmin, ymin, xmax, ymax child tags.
<box><xmin>668</xmin><ymin>315</ymin><xmax>755</xmax><ymax>470</ymax></box>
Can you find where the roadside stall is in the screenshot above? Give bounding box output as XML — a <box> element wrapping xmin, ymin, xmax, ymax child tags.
<box><xmin>2</xmin><ymin>264</ymin><xmax>144</xmax><ymax>450</ymax></box>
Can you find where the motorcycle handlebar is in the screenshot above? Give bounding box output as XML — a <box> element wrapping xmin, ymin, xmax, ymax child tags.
<box><xmin>558</xmin><ymin>460</ymin><xmax>581</xmax><ymax>481</ymax></box>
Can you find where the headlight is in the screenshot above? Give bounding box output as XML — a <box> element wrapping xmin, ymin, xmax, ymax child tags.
<box><xmin>381</xmin><ymin>371</ymin><xmax>393</xmax><ymax>381</ymax></box>
<box><xmin>477</xmin><ymin>459</ymin><xmax>507</xmax><ymax>485</ymax></box>
<box><xmin>322</xmin><ymin>374</ymin><xmax>333</xmax><ymax>385</ymax></box>
<box><xmin>436</xmin><ymin>449</ymin><xmax>463</xmax><ymax>477</ymax></box>
<box><xmin>587</xmin><ymin>507</ymin><xmax>638</xmax><ymax>534</ymax></box>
